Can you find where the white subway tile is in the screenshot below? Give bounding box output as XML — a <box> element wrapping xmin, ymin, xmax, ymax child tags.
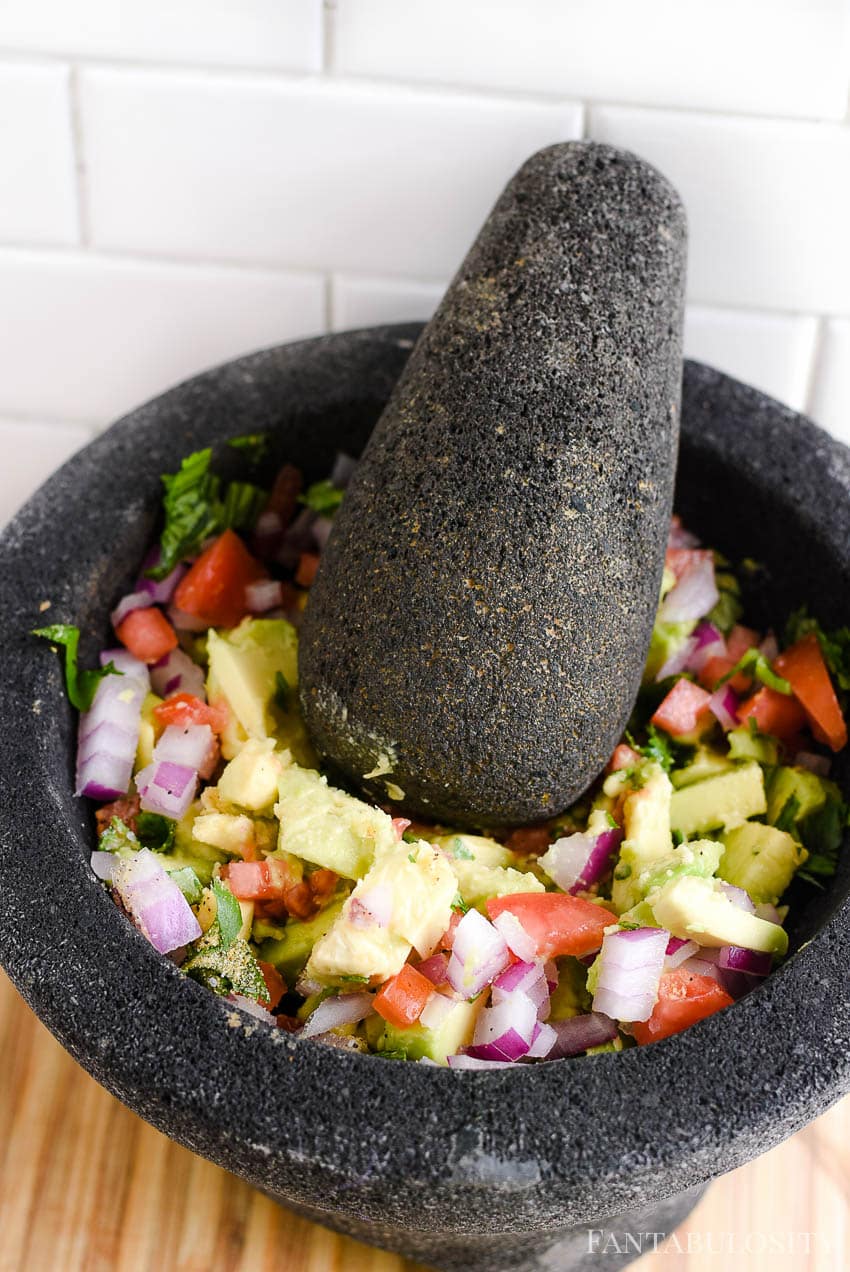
<box><xmin>331</xmin><ymin>275</ymin><xmax>445</xmax><ymax>331</ymax></box>
<box><xmin>0</xmin><ymin>1</ymin><xmax>322</xmax><ymax>71</ymax></box>
<box><xmin>0</xmin><ymin>63</ymin><xmax>77</xmax><ymax>245</ymax></box>
<box><xmin>79</xmin><ymin>69</ymin><xmax>582</xmax><ymax>279</ymax></box>
<box><xmin>808</xmin><ymin>320</ymin><xmax>850</xmax><ymax>445</ymax></box>
<box><xmin>684</xmin><ymin>306</ymin><xmax>818</xmax><ymax>412</ymax></box>
<box><xmin>589</xmin><ymin>106</ymin><xmax>850</xmax><ymax>316</ymax></box>
<box><xmin>333</xmin><ymin>0</ymin><xmax>850</xmax><ymax>121</ymax></box>
<box><xmin>0</xmin><ymin>250</ymin><xmax>325</xmax><ymax>424</ymax></box>
<box><xmin>0</xmin><ymin>419</ymin><xmax>93</xmax><ymax>527</ymax></box>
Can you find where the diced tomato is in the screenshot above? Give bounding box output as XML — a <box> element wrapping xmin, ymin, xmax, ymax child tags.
<box><xmin>438</xmin><ymin>910</ymin><xmax>463</xmax><ymax>950</ymax></box>
<box><xmin>223</xmin><ymin>858</ymin><xmax>295</xmax><ymax>901</ymax></box>
<box><xmin>631</xmin><ymin>969</ymin><xmax>734</xmax><ymax>1045</ymax></box>
<box><xmin>153</xmin><ymin>692</ymin><xmax>228</xmax><ymax>734</ymax></box>
<box><xmin>295</xmin><ymin>552</ymin><xmax>320</xmax><ymax>588</ymax></box>
<box><xmin>486</xmin><ymin>893</ymin><xmax>615</xmax><ymax>960</ymax></box>
<box><xmin>309</xmin><ymin>868</ymin><xmax>338</xmax><ymax>905</ymax></box>
<box><xmin>374</xmin><ymin>963</ymin><xmax>434</xmax><ymax>1029</ymax></box>
<box><xmin>115</xmin><ymin>606</ymin><xmax>178</xmax><ymax>663</ymax></box>
<box><xmin>698</xmin><ymin>655</ymin><xmax>751</xmax><ymax>696</ymax></box>
<box><xmin>651</xmin><ymin>678</ymin><xmax>713</xmax><ymax>737</ymax></box>
<box><xmin>258</xmin><ymin>961</ymin><xmax>287</xmax><ymax>1013</ymax></box>
<box><xmin>391</xmin><ymin>817</ymin><xmax>411</xmax><ymax>840</ymax></box>
<box><xmin>505</xmin><ymin>826</ymin><xmax>552</xmax><ymax>854</ymax></box>
<box><xmin>774</xmin><ymin>633</ymin><xmax>848</xmax><ymax>752</ymax></box>
<box><xmin>606</xmin><ymin>743</ymin><xmax>641</xmax><ymax>774</ymax></box>
<box><xmin>727</xmin><ymin>625</ymin><xmax>760</xmax><ymax>661</ymax></box>
<box><xmin>173</xmin><ymin>529</ymin><xmax>267</xmax><ymax>628</ymax></box>
<box><xmin>737</xmin><ymin>686</ymin><xmax>806</xmax><ymax>743</ymax></box>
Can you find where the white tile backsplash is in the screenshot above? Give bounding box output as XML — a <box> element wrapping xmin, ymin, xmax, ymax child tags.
<box><xmin>589</xmin><ymin>106</ymin><xmax>850</xmax><ymax>317</ymax></box>
<box><xmin>334</xmin><ymin>0</ymin><xmax>850</xmax><ymax>122</ymax></box>
<box><xmin>684</xmin><ymin>307</ymin><xmax>818</xmax><ymax>412</ymax></box>
<box><xmin>331</xmin><ymin>275</ymin><xmax>445</xmax><ymax>331</ymax></box>
<box><xmin>79</xmin><ymin>69</ymin><xmax>583</xmax><ymax>278</ymax></box>
<box><xmin>0</xmin><ymin>1</ymin><xmax>323</xmax><ymax>71</ymax></box>
<box><xmin>808</xmin><ymin>320</ymin><xmax>850</xmax><ymax>444</ymax></box>
<box><xmin>0</xmin><ymin>63</ymin><xmax>78</xmax><ymax>245</ymax></box>
<box><xmin>0</xmin><ymin>418</ymin><xmax>93</xmax><ymax>526</ymax></box>
<box><xmin>0</xmin><ymin>250</ymin><xmax>324</xmax><ymax>424</ymax></box>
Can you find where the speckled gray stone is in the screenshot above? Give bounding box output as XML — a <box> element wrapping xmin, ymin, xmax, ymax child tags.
<box><xmin>1</xmin><ymin>328</ymin><xmax>849</xmax><ymax>1272</ymax></box>
<box><xmin>298</xmin><ymin>144</ymin><xmax>687</xmax><ymax>827</ymax></box>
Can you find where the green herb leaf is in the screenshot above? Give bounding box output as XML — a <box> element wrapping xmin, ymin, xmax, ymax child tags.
<box><xmin>450</xmin><ymin>837</ymin><xmax>474</xmax><ymax>860</ymax></box>
<box><xmin>32</xmin><ymin>624</ymin><xmax>120</xmax><ymax>711</ymax></box>
<box><xmin>135</xmin><ymin>811</ymin><xmax>176</xmax><ymax>852</ymax></box>
<box><xmin>627</xmin><ymin>724</ymin><xmax>689</xmax><ymax>774</ymax></box>
<box><xmin>619</xmin><ymin>920</ymin><xmax>641</xmax><ymax>931</ymax></box>
<box><xmin>401</xmin><ymin>830</ymin><xmax>419</xmax><ymax>844</ymax></box>
<box><xmin>773</xmin><ymin>794</ymin><xmax>801</xmax><ymax>833</ymax></box>
<box><xmin>226</xmin><ymin>432</ymin><xmax>270</xmax><ymax>464</ymax></box>
<box><xmin>672</xmin><ymin>828</ymin><xmax>686</xmax><ymax>847</ymax></box>
<box><xmin>168</xmin><ymin>866</ymin><xmax>203</xmax><ymax>905</ymax></box>
<box><xmin>220</xmin><ymin>480</ymin><xmax>267</xmax><ymax>532</ymax></box>
<box><xmin>451</xmin><ymin>892</ymin><xmax>470</xmax><ymax>914</ymax></box>
<box><xmin>212</xmin><ymin>879</ymin><xmax>243</xmax><ymax>951</ymax></box>
<box><xmin>299</xmin><ymin>479</ymin><xmax>344</xmax><ymax>516</ymax></box>
<box><xmin>99</xmin><ymin>816</ymin><xmax>140</xmax><ymax>855</ymax></box>
<box><xmin>708</xmin><ymin>571</ymin><xmax>744</xmax><ymax>635</ymax></box>
<box><xmin>716</xmin><ymin>648</ymin><xmax>792</xmax><ymax>695</ymax></box>
<box><xmin>407</xmin><ymin>849</ymin><xmax>419</xmax><ymax>863</ymax></box>
<box><xmin>150</xmin><ymin>449</ymin><xmax>222</xmax><ymax>580</ymax></box>
<box><xmin>798</xmin><ymin>797</ymin><xmax>847</xmax><ymax>879</ymax></box>
<box><xmin>338</xmin><ymin>973</ymin><xmax>370</xmax><ymax>984</ymax></box>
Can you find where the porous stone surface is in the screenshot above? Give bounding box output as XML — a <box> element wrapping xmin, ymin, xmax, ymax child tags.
<box><xmin>1</xmin><ymin>329</ymin><xmax>849</xmax><ymax>1272</ymax></box>
<box><xmin>299</xmin><ymin>143</ymin><xmax>687</xmax><ymax>827</ymax></box>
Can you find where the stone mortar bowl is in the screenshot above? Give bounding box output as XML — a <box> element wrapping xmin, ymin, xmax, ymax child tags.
<box><xmin>1</xmin><ymin>325</ymin><xmax>849</xmax><ymax>1272</ymax></box>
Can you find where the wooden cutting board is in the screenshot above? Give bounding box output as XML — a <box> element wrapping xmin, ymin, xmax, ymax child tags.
<box><xmin>1</xmin><ymin>969</ymin><xmax>846</xmax><ymax>1272</ymax></box>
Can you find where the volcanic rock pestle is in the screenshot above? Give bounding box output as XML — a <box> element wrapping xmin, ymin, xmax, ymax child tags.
<box><xmin>298</xmin><ymin>142</ymin><xmax>687</xmax><ymax>827</ymax></box>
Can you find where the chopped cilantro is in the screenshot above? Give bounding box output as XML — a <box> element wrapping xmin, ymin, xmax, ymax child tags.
<box><xmin>708</xmin><ymin>571</ymin><xmax>743</xmax><ymax>635</ymax></box>
<box><xmin>339</xmin><ymin>973</ymin><xmax>370</xmax><ymax>984</ymax></box>
<box><xmin>408</xmin><ymin>849</ymin><xmax>419</xmax><ymax>863</ymax></box>
<box><xmin>450</xmin><ymin>837</ymin><xmax>474</xmax><ymax>860</ymax></box>
<box><xmin>377</xmin><ymin>1050</ymin><xmax>408</xmax><ymax>1061</ymax></box>
<box><xmin>212</xmin><ymin>879</ymin><xmax>243</xmax><ymax>951</ymax></box>
<box><xmin>99</xmin><ymin>816</ymin><xmax>139</xmax><ymax>855</ymax></box>
<box><xmin>32</xmin><ymin>624</ymin><xmax>120</xmax><ymax>711</ymax></box>
<box><xmin>619</xmin><ymin>920</ymin><xmax>641</xmax><ymax>931</ymax></box>
<box><xmin>135</xmin><ymin>811</ymin><xmax>176</xmax><ymax>852</ymax></box>
<box><xmin>451</xmin><ymin>892</ymin><xmax>470</xmax><ymax>914</ymax></box>
<box><xmin>627</xmin><ymin>724</ymin><xmax>689</xmax><ymax>774</ymax></box>
<box><xmin>299</xmin><ymin>479</ymin><xmax>344</xmax><ymax>516</ymax></box>
<box><xmin>183</xmin><ymin>935</ymin><xmax>266</xmax><ymax>1001</ymax></box>
<box><xmin>605</xmin><ymin>812</ymin><xmax>618</xmax><ymax>829</ymax></box>
<box><xmin>672</xmin><ymin>829</ymin><xmax>686</xmax><ymax>847</ymax></box>
<box><xmin>273</xmin><ymin>670</ymin><xmax>291</xmax><ymax>711</ymax></box>
<box><xmin>613</xmin><ymin>863</ymin><xmax>632</xmax><ymax>881</ymax></box>
<box><xmin>798</xmin><ymin>797</ymin><xmax>848</xmax><ymax>881</ymax></box>
<box><xmin>773</xmin><ymin>795</ymin><xmax>801</xmax><ymax>833</ymax></box>
<box><xmin>401</xmin><ymin>830</ymin><xmax>419</xmax><ymax>844</ymax></box>
<box><xmin>220</xmin><ymin>480</ymin><xmax>267</xmax><ymax>532</ymax></box>
<box><xmin>149</xmin><ymin>448</ymin><xmax>223</xmax><ymax>579</ymax></box>
<box><xmin>716</xmin><ymin>648</ymin><xmax>791</xmax><ymax>695</ymax></box>
<box><xmin>226</xmin><ymin>432</ymin><xmax>270</xmax><ymax>464</ymax></box>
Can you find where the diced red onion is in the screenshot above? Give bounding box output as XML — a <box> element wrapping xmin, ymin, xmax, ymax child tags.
<box><xmin>135</xmin><ymin>548</ymin><xmax>187</xmax><ymax>604</ymax></box>
<box><xmin>227</xmin><ymin>994</ymin><xmax>276</xmax><ymax>1024</ymax></box>
<box><xmin>447</xmin><ymin>1053</ymin><xmax>519</xmax><ymax>1070</ymax></box>
<box><xmin>592</xmin><ymin>927</ymin><xmax>669</xmax><ymax>1023</ymax></box>
<box><xmin>110</xmin><ymin>591</ymin><xmax>153</xmax><ymax>630</ymax></box>
<box><xmin>446</xmin><ymin>908</ymin><xmax>510</xmax><ymax>999</ymax></box>
<box><xmin>656</xmin><ymin>635</ymin><xmax>698</xmax><ymax>682</ymax></box>
<box><xmin>469</xmin><ymin>991</ymin><xmax>538</xmax><ymax>1061</ymax></box>
<box><xmin>659</xmin><ymin>552</ymin><xmax>719</xmax><ymax>623</ymax></box>
<box><xmin>668</xmin><ymin>516</ymin><xmax>700</xmax><ymax>550</ymax></box>
<box><xmin>419</xmin><ymin>991</ymin><xmax>455</xmax><ymax>1032</ymax></box>
<box><xmin>719</xmin><ymin>882</ymin><xmax>756</xmax><ymax>913</ymax></box>
<box><xmin>417</xmin><ymin>952</ymin><xmax>450</xmax><ymax>985</ymax></box>
<box><xmin>688</xmin><ymin>621</ymin><xmax>727</xmax><ymax>673</ymax></box>
<box><xmin>759</xmin><ymin>632</ymin><xmax>779</xmax><ymax>662</ymax></box>
<box><xmin>135</xmin><ymin>759</ymin><xmax>198</xmax><ymax>819</ymax></box>
<box><xmin>796</xmin><ymin>750</ymin><xmax>831</xmax><ymax>777</ymax></box>
<box><xmin>312</xmin><ymin>516</ymin><xmax>334</xmax><ymax>552</ymax></box>
<box><xmin>665</xmin><ymin>936</ymin><xmax>700</xmax><ymax>969</ymax></box>
<box><xmin>153</xmin><ymin>724</ymin><xmax>216</xmax><ymax>778</ymax></box>
<box><xmin>548</xmin><ymin>1012</ymin><xmax>619</xmax><ymax>1059</ymax></box>
<box><xmin>112</xmin><ymin>848</ymin><xmax>201</xmax><ymax>953</ymax></box>
<box><xmin>492</xmin><ymin>959</ymin><xmax>543</xmax><ymax>998</ymax></box>
<box><xmin>77</xmin><ymin>720</ymin><xmax>137</xmax><ymax>767</ymax></box>
<box><xmin>679</xmin><ymin>955</ymin><xmax>724</xmax><ymax>983</ymax></box>
<box><xmin>99</xmin><ymin>647</ymin><xmax>150</xmax><ymax>688</ymax></box>
<box><xmin>492</xmin><ymin>910</ymin><xmax>537</xmax><ymax>962</ymax></box>
<box><xmin>79</xmin><ymin>673</ymin><xmax>146</xmax><ymax>742</ymax></box>
<box><xmin>540</xmin><ymin>827</ymin><xmax>623</xmax><ymax>895</ymax></box>
<box><xmin>76</xmin><ymin>670</ymin><xmax>145</xmax><ymax>798</ymax></box>
<box><xmin>525</xmin><ymin>1020</ymin><xmax>557</xmax><ymax>1059</ymax></box>
<box><xmin>330</xmin><ymin>452</ymin><xmax>357</xmax><ymax>488</ymax></box>
<box><xmin>300</xmin><ymin>992</ymin><xmax>374</xmax><ymax>1038</ymax></box>
<box><xmin>709</xmin><ymin>683</ymin><xmax>740</xmax><ymax>731</ymax></box>
<box><xmin>76</xmin><ymin>750</ymin><xmax>134</xmax><ymax>800</ymax></box>
<box><xmin>150</xmin><ymin>648</ymin><xmax>206</xmax><ymax>700</ymax></box>
<box><xmin>348</xmin><ymin>882</ymin><xmax>394</xmax><ymax>930</ymax></box>
<box><xmin>245</xmin><ymin>579</ymin><xmax>285</xmax><ymax>614</ymax></box>
<box><xmin>718</xmin><ymin>945</ymin><xmax>772</xmax><ymax>977</ymax></box>
<box><xmin>91</xmin><ymin>850</ymin><xmax>117</xmax><ymax>881</ymax></box>
<box><xmin>166</xmin><ymin>603</ymin><xmax>209</xmax><ymax>633</ymax></box>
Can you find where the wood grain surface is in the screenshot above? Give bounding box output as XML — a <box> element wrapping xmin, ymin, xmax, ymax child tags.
<box><xmin>1</xmin><ymin>969</ymin><xmax>846</xmax><ymax>1272</ymax></box>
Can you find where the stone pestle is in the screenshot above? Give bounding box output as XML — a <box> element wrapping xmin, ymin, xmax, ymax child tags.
<box><xmin>298</xmin><ymin>141</ymin><xmax>687</xmax><ymax>828</ymax></box>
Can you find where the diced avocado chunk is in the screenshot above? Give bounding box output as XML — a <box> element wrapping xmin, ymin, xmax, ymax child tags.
<box><xmin>370</xmin><ymin>995</ymin><xmax>485</xmax><ymax>1065</ymax></box>
<box><xmin>719</xmin><ymin>822</ymin><xmax>808</xmax><ymax>905</ymax></box>
<box><xmin>192</xmin><ymin>811</ymin><xmax>256</xmax><ymax>857</ymax></box>
<box><xmin>549</xmin><ymin>958</ymin><xmax>592</xmax><ymax>1020</ymax></box>
<box><xmin>257</xmin><ymin>899</ymin><xmax>345</xmax><ymax>983</ymax></box>
<box><xmin>670</xmin><ymin>763</ymin><xmax>766</xmax><ymax>838</ymax></box>
<box><xmin>275</xmin><ymin>765</ymin><xmax>398</xmax><ymax>880</ymax></box>
<box><xmin>643</xmin><ymin>619</ymin><xmax>697</xmax><ymax>685</ymax></box>
<box><xmin>639</xmin><ymin>838</ymin><xmax>724</xmax><ymax>897</ymax></box>
<box><xmin>726</xmin><ymin>727</ymin><xmax>779</xmax><ymax>766</ymax></box>
<box><xmin>650</xmin><ymin>875</ymin><xmax>788</xmax><ymax>955</ymax></box>
<box><xmin>671</xmin><ymin>747</ymin><xmax>734</xmax><ymax>790</ymax></box>
<box><xmin>765</xmin><ymin>766</ymin><xmax>833</xmax><ymax>828</ymax></box>
<box><xmin>611</xmin><ymin>764</ymin><xmax>673</xmax><ymax>913</ymax></box>
<box><xmin>207</xmin><ymin>618</ymin><xmax>316</xmax><ymax>766</ymax></box>
<box><xmin>135</xmin><ymin>691</ymin><xmax>163</xmax><ymax>772</ymax></box>
<box><xmin>305</xmin><ymin>839</ymin><xmax>456</xmax><ymax>987</ymax></box>
<box><xmin>433</xmin><ymin>833</ymin><xmax>543</xmax><ymax>907</ymax></box>
<box><xmin>217</xmin><ymin>738</ymin><xmax>286</xmax><ymax>811</ymax></box>
<box><xmin>433</xmin><ymin>833</ymin><xmax>515</xmax><ymax>869</ymax></box>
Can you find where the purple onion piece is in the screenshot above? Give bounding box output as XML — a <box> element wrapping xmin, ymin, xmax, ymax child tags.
<box><xmin>659</xmin><ymin>554</ymin><xmax>719</xmax><ymax>623</ymax></box>
<box><xmin>709</xmin><ymin>683</ymin><xmax>740</xmax><ymax>731</ymax></box>
<box><xmin>300</xmin><ymin>993</ymin><xmax>374</xmax><ymax>1038</ymax></box>
<box><xmin>547</xmin><ymin>1012</ymin><xmax>618</xmax><ymax>1059</ymax></box>
<box><xmin>110</xmin><ymin>591</ymin><xmax>153</xmax><ymax>630</ymax></box>
<box><xmin>592</xmin><ymin>927</ymin><xmax>669</xmax><ymax>1022</ymax></box>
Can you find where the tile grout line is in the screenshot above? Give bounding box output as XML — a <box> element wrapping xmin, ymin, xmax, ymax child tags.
<box><xmin>322</xmin><ymin>0</ymin><xmax>336</xmax><ymax>74</ymax></box>
<box><xmin>802</xmin><ymin>315</ymin><xmax>826</xmax><ymax>419</ymax></box>
<box><xmin>67</xmin><ymin>63</ymin><xmax>91</xmax><ymax>247</ymax></box>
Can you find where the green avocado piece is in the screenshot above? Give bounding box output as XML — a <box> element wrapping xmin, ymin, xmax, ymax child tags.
<box><xmin>643</xmin><ymin>617</ymin><xmax>696</xmax><ymax>685</ymax></box>
<box><xmin>275</xmin><ymin>764</ymin><xmax>397</xmax><ymax>880</ymax></box>
<box><xmin>726</xmin><ymin>727</ymin><xmax>779</xmax><ymax>766</ymax></box>
<box><xmin>650</xmin><ymin>874</ymin><xmax>787</xmax><ymax>955</ymax></box>
<box><xmin>610</xmin><ymin>764</ymin><xmax>673</xmax><ymax>913</ymax></box>
<box><xmin>670</xmin><ymin>763</ymin><xmax>766</xmax><ymax>838</ymax></box>
<box><xmin>370</xmin><ymin>996</ymin><xmax>485</xmax><ymax>1065</ymax></box>
<box><xmin>257</xmin><ymin>899</ymin><xmax>345</xmax><ymax>984</ymax></box>
<box><xmin>719</xmin><ymin>821</ymin><xmax>808</xmax><ymax>904</ymax></box>
<box><xmin>433</xmin><ymin>832</ymin><xmax>543</xmax><ymax>907</ymax></box>
<box><xmin>549</xmin><ymin>958</ymin><xmax>592</xmax><ymax>1020</ymax></box>
<box><xmin>639</xmin><ymin>838</ymin><xmax>724</xmax><ymax>897</ymax></box>
<box><xmin>765</xmin><ymin>766</ymin><xmax>834</xmax><ymax>828</ymax></box>
<box><xmin>670</xmin><ymin>746</ymin><xmax>734</xmax><ymax>789</ymax></box>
